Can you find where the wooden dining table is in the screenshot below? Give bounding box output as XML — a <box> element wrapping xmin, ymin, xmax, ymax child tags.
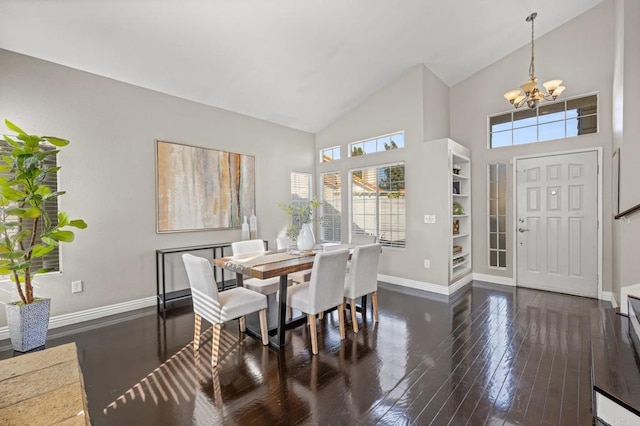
<box><xmin>214</xmin><ymin>246</ymin><xmax>352</xmax><ymax>350</ymax></box>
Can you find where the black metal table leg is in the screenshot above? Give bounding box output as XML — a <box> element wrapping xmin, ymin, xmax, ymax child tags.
<box><xmin>275</xmin><ymin>274</ymin><xmax>288</xmax><ymax>348</ymax></box>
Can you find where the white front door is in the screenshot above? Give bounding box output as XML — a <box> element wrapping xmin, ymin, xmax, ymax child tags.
<box><xmin>516</xmin><ymin>151</ymin><xmax>598</xmax><ymax>298</ymax></box>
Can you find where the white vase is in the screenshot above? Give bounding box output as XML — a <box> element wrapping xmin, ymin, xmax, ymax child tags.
<box><xmin>297</xmin><ymin>223</ymin><xmax>315</xmax><ymax>251</ymax></box>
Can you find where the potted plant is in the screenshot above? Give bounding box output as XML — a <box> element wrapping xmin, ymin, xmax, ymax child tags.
<box><xmin>0</xmin><ymin>119</ymin><xmax>87</xmax><ymax>352</ymax></box>
<box><xmin>279</xmin><ymin>198</ymin><xmax>320</xmax><ymax>251</ymax></box>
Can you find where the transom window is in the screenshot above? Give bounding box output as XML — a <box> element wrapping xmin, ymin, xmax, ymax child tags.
<box><xmin>351</xmin><ymin>162</ymin><xmax>405</xmax><ymax>248</ymax></box>
<box><xmin>349</xmin><ymin>132</ymin><xmax>404</xmax><ymax>157</ymax></box>
<box><xmin>320</xmin><ymin>146</ymin><xmax>340</xmax><ymax>163</ymax></box>
<box><xmin>489</xmin><ymin>94</ymin><xmax>597</xmax><ymax>148</ymax></box>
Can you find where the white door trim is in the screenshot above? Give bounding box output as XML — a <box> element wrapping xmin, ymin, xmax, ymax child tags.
<box><xmin>511</xmin><ymin>147</ymin><xmax>603</xmax><ymax>300</ymax></box>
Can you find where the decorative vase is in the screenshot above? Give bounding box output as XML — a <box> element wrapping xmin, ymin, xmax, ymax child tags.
<box><xmin>297</xmin><ymin>223</ymin><xmax>315</xmax><ymax>251</ymax></box>
<box><xmin>6</xmin><ymin>298</ymin><xmax>51</xmax><ymax>352</ymax></box>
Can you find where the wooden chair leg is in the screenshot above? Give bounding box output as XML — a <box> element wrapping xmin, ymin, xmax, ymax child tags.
<box><xmin>308</xmin><ymin>314</ymin><xmax>318</xmax><ymax>355</ymax></box>
<box><xmin>194</xmin><ymin>314</ymin><xmax>202</xmax><ymax>351</ymax></box>
<box><xmin>372</xmin><ymin>291</ymin><xmax>379</xmax><ymax>322</ymax></box>
<box><xmin>259</xmin><ymin>309</ymin><xmax>269</xmax><ymax>346</ymax></box>
<box><xmin>211</xmin><ymin>323</ymin><xmax>222</xmax><ymax>367</ymax></box>
<box><xmin>338</xmin><ymin>304</ymin><xmax>346</xmax><ymax>340</ymax></box>
<box><xmin>318</xmin><ymin>311</ymin><xmax>324</xmax><ymax>320</ymax></box>
<box><xmin>350</xmin><ymin>298</ymin><xmax>359</xmax><ymax>333</ymax></box>
<box><xmin>239</xmin><ymin>316</ymin><xmax>246</xmax><ymax>332</ymax></box>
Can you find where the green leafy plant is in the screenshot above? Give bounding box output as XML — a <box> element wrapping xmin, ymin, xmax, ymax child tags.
<box><xmin>453</xmin><ymin>201</ymin><xmax>465</xmax><ymax>215</ymax></box>
<box><xmin>279</xmin><ymin>198</ymin><xmax>320</xmax><ymax>240</ymax></box>
<box><xmin>0</xmin><ymin>119</ymin><xmax>87</xmax><ymax>305</ymax></box>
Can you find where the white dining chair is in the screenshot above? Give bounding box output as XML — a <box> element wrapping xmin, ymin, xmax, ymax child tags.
<box><xmin>350</xmin><ymin>233</ymin><xmax>377</xmax><ymax>246</ymax></box>
<box><xmin>285</xmin><ymin>249</ymin><xmax>350</xmax><ymax>355</ymax></box>
<box><xmin>344</xmin><ymin>243</ymin><xmax>381</xmax><ymax>333</ymax></box>
<box><xmin>276</xmin><ymin>236</ymin><xmax>310</xmax><ymax>285</ymax></box>
<box><xmin>182</xmin><ymin>254</ymin><xmax>269</xmax><ymax>367</ymax></box>
<box><xmin>231</xmin><ymin>239</ymin><xmax>280</xmax><ymax>295</ymax></box>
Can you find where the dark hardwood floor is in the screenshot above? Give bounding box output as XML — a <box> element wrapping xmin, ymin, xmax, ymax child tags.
<box><xmin>0</xmin><ymin>281</ymin><xmax>610</xmax><ymax>425</ymax></box>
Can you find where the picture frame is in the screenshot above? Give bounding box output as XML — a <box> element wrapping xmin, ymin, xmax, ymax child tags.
<box><xmin>453</xmin><ymin>181</ymin><xmax>461</xmax><ymax>195</ymax></box>
<box><xmin>156</xmin><ymin>140</ymin><xmax>255</xmax><ymax>233</ymax></box>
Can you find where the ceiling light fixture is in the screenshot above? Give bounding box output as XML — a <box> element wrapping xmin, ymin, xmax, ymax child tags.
<box><xmin>503</xmin><ymin>12</ymin><xmax>565</xmax><ymax>109</ymax></box>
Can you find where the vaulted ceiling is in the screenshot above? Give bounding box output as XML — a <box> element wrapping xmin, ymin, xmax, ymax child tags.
<box><xmin>0</xmin><ymin>0</ymin><xmax>604</xmax><ymax>133</ymax></box>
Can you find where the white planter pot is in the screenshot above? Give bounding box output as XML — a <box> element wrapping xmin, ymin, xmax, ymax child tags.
<box><xmin>6</xmin><ymin>298</ymin><xmax>51</xmax><ymax>352</ymax></box>
<box><xmin>297</xmin><ymin>223</ymin><xmax>315</xmax><ymax>251</ymax></box>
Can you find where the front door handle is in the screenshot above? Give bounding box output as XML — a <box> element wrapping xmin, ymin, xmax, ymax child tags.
<box><xmin>518</xmin><ymin>228</ymin><xmax>529</xmax><ymax>233</ymax></box>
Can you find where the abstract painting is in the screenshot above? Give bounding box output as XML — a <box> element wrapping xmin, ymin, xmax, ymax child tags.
<box><xmin>156</xmin><ymin>140</ymin><xmax>255</xmax><ymax>233</ymax></box>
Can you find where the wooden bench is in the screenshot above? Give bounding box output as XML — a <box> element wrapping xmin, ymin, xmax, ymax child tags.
<box><xmin>0</xmin><ymin>342</ymin><xmax>90</xmax><ymax>425</ymax></box>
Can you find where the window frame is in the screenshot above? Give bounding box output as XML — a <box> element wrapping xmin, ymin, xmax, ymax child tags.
<box><xmin>0</xmin><ymin>140</ymin><xmax>61</xmax><ymax>277</ymax></box>
<box><xmin>349</xmin><ymin>161</ymin><xmax>405</xmax><ymax>249</ymax></box>
<box><xmin>348</xmin><ymin>131</ymin><xmax>405</xmax><ymax>158</ymax></box>
<box><xmin>487</xmin><ymin>93</ymin><xmax>599</xmax><ymax>149</ymax></box>
<box><xmin>319</xmin><ymin>146</ymin><xmax>341</xmax><ymax>163</ymax></box>
<box><xmin>320</xmin><ymin>171</ymin><xmax>341</xmax><ymax>243</ymax></box>
<box><xmin>487</xmin><ymin>163</ymin><xmax>507</xmax><ymax>269</ymax></box>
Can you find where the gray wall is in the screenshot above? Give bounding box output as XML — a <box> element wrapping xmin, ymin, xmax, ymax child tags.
<box><xmin>316</xmin><ymin>65</ymin><xmax>453</xmax><ymax>289</ymax></box>
<box><xmin>450</xmin><ymin>1</ymin><xmax>615</xmax><ymax>291</ymax></box>
<box><xmin>612</xmin><ymin>0</ymin><xmax>640</xmax><ymax>302</ymax></box>
<box><xmin>0</xmin><ymin>49</ymin><xmax>315</xmax><ymax>325</ymax></box>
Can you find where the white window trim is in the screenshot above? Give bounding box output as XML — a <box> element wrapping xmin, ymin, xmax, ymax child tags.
<box><xmin>348</xmin><ymin>131</ymin><xmax>405</xmax><ymax>158</ymax></box>
<box><xmin>348</xmin><ymin>161</ymin><xmax>405</xmax><ymax>249</ymax></box>
<box><xmin>486</xmin><ymin>92</ymin><xmax>599</xmax><ymax>149</ymax></box>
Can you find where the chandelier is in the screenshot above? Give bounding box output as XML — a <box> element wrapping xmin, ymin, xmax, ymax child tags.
<box><xmin>503</xmin><ymin>12</ymin><xmax>565</xmax><ymax>109</ymax></box>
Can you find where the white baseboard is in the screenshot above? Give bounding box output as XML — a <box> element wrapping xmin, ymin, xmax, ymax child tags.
<box><xmin>601</xmin><ymin>291</ymin><xmax>616</xmax><ymax>308</ymax></box>
<box><xmin>472</xmin><ymin>273</ymin><xmax>515</xmax><ymax>287</ymax></box>
<box><xmin>377</xmin><ymin>273</ymin><xmax>471</xmax><ymax>296</ymax></box>
<box><xmin>0</xmin><ymin>296</ymin><xmax>157</xmax><ymax>341</ymax></box>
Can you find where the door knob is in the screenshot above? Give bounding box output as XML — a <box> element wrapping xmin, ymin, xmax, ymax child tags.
<box><xmin>518</xmin><ymin>228</ymin><xmax>529</xmax><ymax>233</ymax></box>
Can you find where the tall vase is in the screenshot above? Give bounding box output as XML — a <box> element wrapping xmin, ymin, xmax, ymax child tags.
<box><xmin>297</xmin><ymin>223</ymin><xmax>315</xmax><ymax>251</ymax></box>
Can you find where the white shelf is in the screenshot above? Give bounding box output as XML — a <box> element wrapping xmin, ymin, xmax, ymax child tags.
<box><xmin>452</xmin><ymin>251</ymin><xmax>469</xmax><ymax>260</ymax></box>
<box><xmin>450</xmin><ymin>143</ymin><xmax>471</xmax><ymax>284</ymax></box>
<box><xmin>452</xmin><ymin>258</ymin><xmax>470</xmax><ymax>269</ymax></box>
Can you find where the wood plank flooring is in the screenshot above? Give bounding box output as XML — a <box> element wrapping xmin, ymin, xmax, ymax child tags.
<box><xmin>0</xmin><ymin>281</ymin><xmax>609</xmax><ymax>425</ymax></box>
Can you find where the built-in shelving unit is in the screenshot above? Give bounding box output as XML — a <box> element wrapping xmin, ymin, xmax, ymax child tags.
<box><xmin>451</xmin><ymin>148</ymin><xmax>471</xmax><ymax>283</ymax></box>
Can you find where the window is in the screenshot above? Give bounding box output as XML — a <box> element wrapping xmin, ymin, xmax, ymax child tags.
<box><xmin>0</xmin><ymin>140</ymin><xmax>60</xmax><ymax>273</ymax></box>
<box><xmin>320</xmin><ymin>172</ymin><xmax>341</xmax><ymax>242</ymax></box>
<box><xmin>320</xmin><ymin>146</ymin><xmax>340</xmax><ymax>162</ymax></box>
<box><xmin>489</xmin><ymin>94</ymin><xmax>597</xmax><ymax>148</ymax></box>
<box><xmin>351</xmin><ymin>163</ymin><xmax>405</xmax><ymax>248</ymax></box>
<box><xmin>290</xmin><ymin>171</ymin><xmax>312</xmax><ymax>206</ymax></box>
<box><xmin>349</xmin><ymin>132</ymin><xmax>404</xmax><ymax>157</ymax></box>
<box><xmin>488</xmin><ymin>164</ymin><xmax>507</xmax><ymax>268</ymax></box>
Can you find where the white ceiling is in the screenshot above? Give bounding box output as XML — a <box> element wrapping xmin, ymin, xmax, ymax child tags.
<box><xmin>0</xmin><ymin>0</ymin><xmax>604</xmax><ymax>133</ymax></box>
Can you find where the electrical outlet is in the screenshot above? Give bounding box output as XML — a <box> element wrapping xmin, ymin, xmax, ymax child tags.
<box><xmin>423</xmin><ymin>259</ymin><xmax>430</xmax><ymax>268</ymax></box>
<box><xmin>423</xmin><ymin>215</ymin><xmax>436</xmax><ymax>224</ymax></box>
<box><xmin>71</xmin><ymin>280</ymin><xmax>83</xmax><ymax>293</ymax></box>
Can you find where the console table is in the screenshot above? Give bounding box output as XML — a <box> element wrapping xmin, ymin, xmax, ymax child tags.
<box><xmin>155</xmin><ymin>241</ymin><xmax>267</xmax><ymax>313</ymax></box>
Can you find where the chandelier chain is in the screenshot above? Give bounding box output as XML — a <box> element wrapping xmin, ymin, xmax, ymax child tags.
<box><xmin>529</xmin><ymin>15</ymin><xmax>535</xmax><ymax>79</ymax></box>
